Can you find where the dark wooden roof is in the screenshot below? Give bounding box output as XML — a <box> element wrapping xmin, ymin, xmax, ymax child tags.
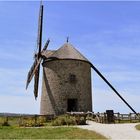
<box><xmin>42</xmin><ymin>43</ymin><xmax>90</xmax><ymax>63</ymax></box>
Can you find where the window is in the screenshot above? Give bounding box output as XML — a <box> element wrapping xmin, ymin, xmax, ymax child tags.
<box><xmin>69</xmin><ymin>74</ymin><xmax>76</xmax><ymax>83</ymax></box>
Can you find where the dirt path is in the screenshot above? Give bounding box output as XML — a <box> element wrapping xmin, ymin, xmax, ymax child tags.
<box><xmin>77</xmin><ymin>121</ymin><xmax>140</xmax><ymax>139</ymax></box>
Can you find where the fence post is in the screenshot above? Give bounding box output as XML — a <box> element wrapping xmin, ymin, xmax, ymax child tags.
<box><xmin>121</xmin><ymin>114</ymin><xmax>123</xmax><ymax>121</ymax></box>
<box><xmin>103</xmin><ymin>112</ymin><xmax>106</xmax><ymax>123</ymax></box>
<box><xmin>129</xmin><ymin>113</ymin><xmax>132</xmax><ymax>123</ymax></box>
<box><xmin>135</xmin><ymin>114</ymin><xmax>136</xmax><ymax>120</ymax></box>
<box><xmin>117</xmin><ymin>112</ymin><xmax>120</xmax><ymax>123</ymax></box>
<box><xmin>6</xmin><ymin>116</ymin><xmax>9</xmax><ymax>125</ymax></box>
<box><xmin>34</xmin><ymin>115</ymin><xmax>37</xmax><ymax>127</ymax></box>
<box><xmin>18</xmin><ymin>115</ymin><xmax>22</xmax><ymax>126</ymax></box>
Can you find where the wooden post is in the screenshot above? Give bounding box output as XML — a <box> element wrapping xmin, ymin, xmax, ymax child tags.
<box><xmin>45</xmin><ymin>115</ymin><xmax>48</xmax><ymax>122</ymax></box>
<box><xmin>18</xmin><ymin>115</ymin><xmax>22</xmax><ymax>126</ymax></box>
<box><xmin>129</xmin><ymin>113</ymin><xmax>132</xmax><ymax>123</ymax></box>
<box><xmin>84</xmin><ymin>114</ymin><xmax>86</xmax><ymax>122</ymax></box>
<box><xmin>34</xmin><ymin>115</ymin><xmax>37</xmax><ymax>126</ymax></box>
<box><xmin>2</xmin><ymin>116</ymin><xmax>9</xmax><ymax>126</ymax></box>
<box><xmin>139</xmin><ymin>113</ymin><xmax>140</xmax><ymax>122</ymax></box>
<box><xmin>121</xmin><ymin>114</ymin><xmax>123</xmax><ymax>121</ymax></box>
<box><xmin>6</xmin><ymin>116</ymin><xmax>8</xmax><ymax>125</ymax></box>
<box><xmin>135</xmin><ymin>114</ymin><xmax>136</xmax><ymax>120</ymax></box>
<box><xmin>104</xmin><ymin>112</ymin><xmax>106</xmax><ymax>123</ymax></box>
<box><xmin>138</xmin><ymin>113</ymin><xmax>140</xmax><ymax>122</ymax></box>
<box><xmin>117</xmin><ymin>112</ymin><xmax>120</xmax><ymax>123</ymax></box>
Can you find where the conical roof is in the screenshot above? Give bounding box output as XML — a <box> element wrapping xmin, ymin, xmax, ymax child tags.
<box><xmin>43</xmin><ymin>43</ymin><xmax>90</xmax><ymax>64</ymax></box>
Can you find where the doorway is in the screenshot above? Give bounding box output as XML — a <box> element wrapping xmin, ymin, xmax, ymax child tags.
<box><xmin>67</xmin><ymin>99</ymin><xmax>78</xmax><ymax>112</ymax></box>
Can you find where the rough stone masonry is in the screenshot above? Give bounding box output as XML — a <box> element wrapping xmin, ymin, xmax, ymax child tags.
<box><xmin>40</xmin><ymin>43</ymin><xmax>92</xmax><ymax>115</ymax></box>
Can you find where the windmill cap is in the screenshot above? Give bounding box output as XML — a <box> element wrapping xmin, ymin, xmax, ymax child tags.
<box><xmin>43</xmin><ymin>43</ymin><xmax>91</xmax><ymax>64</ymax></box>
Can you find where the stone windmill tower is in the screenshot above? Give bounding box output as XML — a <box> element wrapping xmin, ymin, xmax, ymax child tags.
<box><xmin>40</xmin><ymin>43</ymin><xmax>92</xmax><ymax>115</ymax></box>
<box><xmin>26</xmin><ymin>3</ymin><xmax>138</xmax><ymax>116</ymax></box>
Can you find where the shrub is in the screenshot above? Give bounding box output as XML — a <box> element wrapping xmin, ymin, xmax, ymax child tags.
<box><xmin>1</xmin><ymin>117</ymin><xmax>10</xmax><ymax>126</ymax></box>
<box><xmin>79</xmin><ymin>117</ymin><xmax>86</xmax><ymax>125</ymax></box>
<box><xmin>51</xmin><ymin>114</ymin><xmax>86</xmax><ymax>126</ymax></box>
<box><xmin>66</xmin><ymin>116</ymin><xmax>77</xmax><ymax>125</ymax></box>
<box><xmin>19</xmin><ymin>117</ymin><xmax>44</xmax><ymax>127</ymax></box>
<box><xmin>2</xmin><ymin>121</ymin><xmax>10</xmax><ymax>126</ymax></box>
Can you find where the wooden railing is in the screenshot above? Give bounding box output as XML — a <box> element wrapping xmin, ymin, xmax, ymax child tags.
<box><xmin>87</xmin><ymin>112</ymin><xmax>140</xmax><ymax>123</ymax></box>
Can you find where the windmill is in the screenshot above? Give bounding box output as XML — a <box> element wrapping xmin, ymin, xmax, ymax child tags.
<box><xmin>26</xmin><ymin>3</ymin><xmax>138</xmax><ymax>116</ymax></box>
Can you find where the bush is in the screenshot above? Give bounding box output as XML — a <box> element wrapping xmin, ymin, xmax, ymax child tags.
<box><xmin>51</xmin><ymin>114</ymin><xmax>86</xmax><ymax>126</ymax></box>
<box><xmin>78</xmin><ymin>117</ymin><xmax>86</xmax><ymax>125</ymax></box>
<box><xmin>19</xmin><ymin>117</ymin><xmax>44</xmax><ymax>127</ymax></box>
<box><xmin>1</xmin><ymin>117</ymin><xmax>10</xmax><ymax>126</ymax></box>
<box><xmin>2</xmin><ymin>121</ymin><xmax>10</xmax><ymax>126</ymax></box>
<box><xmin>66</xmin><ymin>116</ymin><xmax>77</xmax><ymax>125</ymax></box>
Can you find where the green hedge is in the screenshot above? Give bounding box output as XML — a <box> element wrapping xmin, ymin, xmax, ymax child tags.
<box><xmin>51</xmin><ymin>114</ymin><xmax>86</xmax><ymax>126</ymax></box>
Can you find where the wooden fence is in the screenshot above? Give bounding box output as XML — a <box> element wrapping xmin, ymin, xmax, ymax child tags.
<box><xmin>90</xmin><ymin>112</ymin><xmax>140</xmax><ymax>123</ymax></box>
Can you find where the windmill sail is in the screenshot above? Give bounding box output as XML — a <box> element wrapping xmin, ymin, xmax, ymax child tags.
<box><xmin>37</xmin><ymin>3</ymin><xmax>43</xmax><ymax>53</ymax></box>
<box><xmin>32</xmin><ymin>3</ymin><xmax>44</xmax><ymax>99</ymax></box>
<box><xmin>26</xmin><ymin>58</ymin><xmax>42</xmax><ymax>89</ymax></box>
<box><xmin>26</xmin><ymin>59</ymin><xmax>37</xmax><ymax>89</ymax></box>
<box><xmin>34</xmin><ymin>65</ymin><xmax>40</xmax><ymax>99</ymax></box>
<box><xmin>91</xmin><ymin>63</ymin><xmax>137</xmax><ymax>115</ymax></box>
<box><xmin>33</xmin><ymin>39</ymin><xmax>50</xmax><ymax>99</ymax></box>
<box><xmin>42</xmin><ymin>39</ymin><xmax>50</xmax><ymax>51</ymax></box>
<box><xmin>26</xmin><ymin>3</ymin><xmax>44</xmax><ymax>98</ymax></box>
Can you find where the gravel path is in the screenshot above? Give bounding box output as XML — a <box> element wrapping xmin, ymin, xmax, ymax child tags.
<box><xmin>77</xmin><ymin>121</ymin><xmax>140</xmax><ymax>139</ymax></box>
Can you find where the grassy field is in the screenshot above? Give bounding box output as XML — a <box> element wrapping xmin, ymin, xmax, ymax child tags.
<box><xmin>135</xmin><ymin>124</ymin><xmax>140</xmax><ymax>130</ymax></box>
<box><xmin>0</xmin><ymin>126</ymin><xmax>107</xmax><ymax>139</ymax></box>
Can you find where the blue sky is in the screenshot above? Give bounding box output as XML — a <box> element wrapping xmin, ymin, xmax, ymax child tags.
<box><xmin>0</xmin><ymin>1</ymin><xmax>140</xmax><ymax>114</ymax></box>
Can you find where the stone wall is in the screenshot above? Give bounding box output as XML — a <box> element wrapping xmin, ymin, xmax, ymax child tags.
<box><xmin>40</xmin><ymin>59</ymin><xmax>92</xmax><ymax>115</ymax></box>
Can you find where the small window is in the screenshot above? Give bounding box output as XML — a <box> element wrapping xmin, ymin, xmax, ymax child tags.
<box><xmin>69</xmin><ymin>74</ymin><xmax>76</xmax><ymax>83</ymax></box>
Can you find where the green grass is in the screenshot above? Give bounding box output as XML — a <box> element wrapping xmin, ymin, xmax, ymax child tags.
<box><xmin>0</xmin><ymin>126</ymin><xmax>107</xmax><ymax>139</ymax></box>
<box><xmin>135</xmin><ymin>124</ymin><xmax>140</xmax><ymax>130</ymax></box>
